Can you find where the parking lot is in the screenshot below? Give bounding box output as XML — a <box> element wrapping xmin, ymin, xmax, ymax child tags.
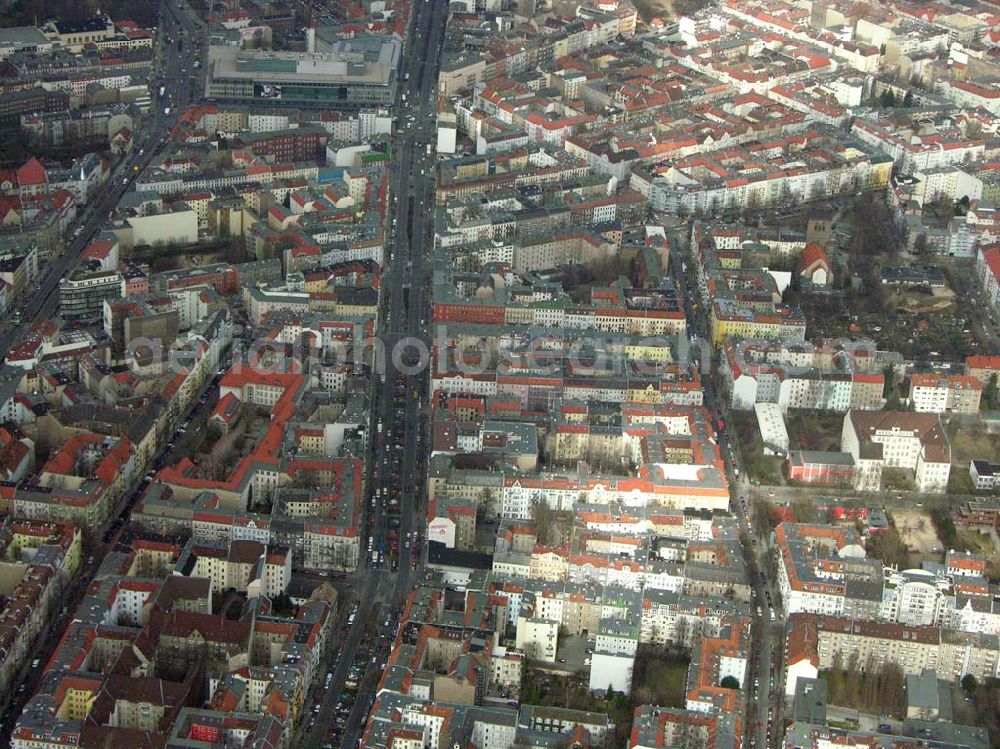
<box><xmin>553</xmin><ymin>633</ymin><xmax>591</xmax><ymax>674</ymax></box>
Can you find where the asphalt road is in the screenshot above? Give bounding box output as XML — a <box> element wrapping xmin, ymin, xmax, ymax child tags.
<box><xmin>302</xmin><ymin>1</ymin><xmax>448</xmax><ymax>746</ymax></box>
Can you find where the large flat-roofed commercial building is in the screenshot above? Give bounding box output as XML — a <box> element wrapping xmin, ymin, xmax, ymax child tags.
<box><xmin>205</xmin><ymin>36</ymin><xmax>400</xmax><ymax>108</ymax></box>
<box><xmin>0</xmin><ymin>27</ymin><xmax>54</xmax><ymax>60</ymax></box>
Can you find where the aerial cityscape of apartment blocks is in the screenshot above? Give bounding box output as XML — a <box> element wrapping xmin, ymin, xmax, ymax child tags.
<box><xmin>0</xmin><ymin>0</ymin><xmax>996</xmax><ymax>747</ymax></box>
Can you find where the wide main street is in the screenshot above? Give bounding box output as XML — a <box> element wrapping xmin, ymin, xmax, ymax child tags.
<box><xmin>302</xmin><ymin>0</ymin><xmax>448</xmax><ymax>746</ymax></box>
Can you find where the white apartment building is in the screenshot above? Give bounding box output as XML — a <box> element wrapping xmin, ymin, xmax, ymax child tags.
<box><xmin>880</xmin><ymin>570</ymin><xmax>951</xmax><ymax>627</ymax></box>
<box><xmin>970</xmin><ymin>460</ymin><xmax>1000</xmax><ymax>491</ymax></box>
<box><xmin>909</xmin><ymin>374</ymin><xmax>982</xmax><ymax>415</ymax></box>
<box><xmin>949</xmin><ymin>598</ymin><xmax>1000</xmax><ymax>636</ymax></box>
<box><xmin>514</xmin><ymin>617</ymin><xmax>558</xmax><ymax>662</ymax></box>
<box><xmin>937</xmin><ymin>80</ymin><xmax>1000</xmax><ymax>116</ymax></box>
<box><xmin>851</xmin><ymin>118</ymin><xmax>986</xmax><ymax>176</ymax></box>
<box><xmin>910</xmin><ymin>165</ymin><xmax>983</xmax><ymax>207</ymax></box>
<box><xmin>841</xmin><ymin>411</ymin><xmax>951</xmax><ymax>493</ymax></box>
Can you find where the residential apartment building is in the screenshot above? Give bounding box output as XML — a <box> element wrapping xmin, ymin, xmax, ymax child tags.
<box><xmin>774</xmin><ymin>524</ymin><xmax>882</xmax><ymax>618</ymax></box>
<box><xmin>909</xmin><ymin>374</ymin><xmax>983</xmax><ymax>415</ymax></box>
<box><xmin>841</xmin><ymin>411</ymin><xmax>951</xmax><ymax>493</ymax></box>
<box><xmin>784</xmin><ymin>613</ymin><xmax>1000</xmax><ymax>698</ymax></box>
<box><xmin>0</xmin><ymin>519</ymin><xmax>79</xmax><ymax>714</ymax></box>
<box><xmin>638</xmin><ymin>131</ymin><xmax>892</xmax><ymax>215</ymax></box>
<box><xmin>965</xmin><ymin>354</ymin><xmax>1000</xmax><ymax>386</ymax></box>
<box><xmin>174</xmin><ymin>538</ymin><xmax>291</xmax><ymax>598</ymax></box>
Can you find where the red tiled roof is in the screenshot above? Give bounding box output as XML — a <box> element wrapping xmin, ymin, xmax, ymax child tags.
<box><xmin>15</xmin><ymin>158</ymin><xmax>47</xmax><ymax>187</ymax></box>
<box><xmin>798</xmin><ymin>242</ymin><xmax>829</xmax><ymax>273</ymax></box>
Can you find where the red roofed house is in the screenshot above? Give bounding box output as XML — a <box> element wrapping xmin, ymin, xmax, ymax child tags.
<box><xmin>946</xmin><ymin>550</ymin><xmax>987</xmax><ymax>578</ymax></box>
<box><xmin>966</xmin><ymin>354</ymin><xmax>1000</xmax><ymax>386</ymax></box>
<box><xmin>81</xmin><ymin>239</ymin><xmax>120</xmax><ymax>271</ymax></box>
<box><xmin>0</xmin><ymin>195</ymin><xmax>21</xmax><ymax>226</ymax></box>
<box><xmin>15</xmin><ymin>158</ymin><xmax>48</xmax><ymax>198</ymax></box>
<box><xmin>0</xmin><ymin>427</ymin><xmax>32</xmax><ymax>482</ymax></box>
<box><xmin>110</xmin><ymin>127</ymin><xmax>133</xmax><ymax>157</ymax></box>
<box><xmin>798</xmin><ymin>243</ymin><xmax>831</xmax><ymax>287</ymax></box>
<box><xmin>0</xmin><ymin>170</ymin><xmax>16</xmax><ymax>195</ymax></box>
<box><xmin>783</xmin><ymin>614</ymin><xmax>820</xmax><ymax>696</ymax></box>
<box><xmin>209</xmin><ymin>392</ymin><xmax>243</xmax><ymax>435</ymax></box>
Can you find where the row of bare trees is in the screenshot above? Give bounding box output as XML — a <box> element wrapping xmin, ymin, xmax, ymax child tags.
<box><xmin>827</xmin><ymin>652</ymin><xmax>907</xmax><ymax>716</ymax></box>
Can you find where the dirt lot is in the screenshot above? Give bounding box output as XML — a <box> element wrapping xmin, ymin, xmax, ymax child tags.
<box><xmin>896</xmin><ymin>286</ymin><xmax>955</xmax><ymax>313</ymax></box>
<box><xmin>891</xmin><ymin>509</ymin><xmax>942</xmax><ymax>560</ymax></box>
<box><xmin>632</xmin><ymin>0</ymin><xmax>713</xmax><ymax>21</ymax></box>
<box><xmin>948</xmin><ymin>424</ymin><xmax>1000</xmax><ymax>465</ymax></box>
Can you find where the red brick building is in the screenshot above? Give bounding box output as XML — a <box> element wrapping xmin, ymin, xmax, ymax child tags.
<box><xmin>233</xmin><ymin>125</ymin><xmax>329</xmax><ymax>164</ymax></box>
<box><xmin>786</xmin><ymin>449</ymin><xmax>855</xmax><ymax>486</ymax></box>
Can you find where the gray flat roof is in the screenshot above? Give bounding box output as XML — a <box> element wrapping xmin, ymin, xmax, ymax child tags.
<box><xmin>790</xmin><ymin>450</ymin><xmax>855</xmax><ymax>466</ymax></box>
<box><xmin>208</xmin><ymin>40</ymin><xmax>398</xmax><ymax>86</ymax></box>
<box><xmin>0</xmin><ymin>27</ymin><xmax>51</xmax><ymax>46</ymax></box>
